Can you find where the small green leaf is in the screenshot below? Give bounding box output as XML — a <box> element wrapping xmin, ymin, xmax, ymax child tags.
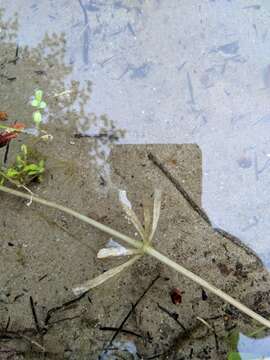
<box><xmin>227</xmin><ymin>352</ymin><xmax>242</xmax><ymax>360</ymax></box>
<box><xmin>6</xmin><ymin>168</ymin><xmax>19</xmax><ymax>178</ymax></box>
<box><xmin>35</xmin><ymin>90</ymin><xmax>43</xmax><ymax>102</ymax></box>
<box><xmin>28</xmin><ymin>169</ymin><xmax>44</xmax><ymax>176</ymax></box>
<box><xmin>24</xmin><ymin>164</ymin><xmax>40</xmax><ymax>172</ymax></box>
<box><xmin>38</xmin><ymin>101</ymin><xmax>47</xmax><ymax>109</ymax></box>
<box><xmin>24</xmin><ymin>163</ymin><xmax>44</xmax><ymax>176</ymax></box>
<box><xmin>33</xmin><ymin>111</ymin><xmax>42</xmax><ymax>126</ymax></box>
<box><xmin>31</xmin><ymin>99</ymin><xmax>39</xmax><ymax>107</ymax></box>
<box><xmin>227</xmin><ymin>330</ymin><xmax>240</xmax><ymax>351</ymax></box>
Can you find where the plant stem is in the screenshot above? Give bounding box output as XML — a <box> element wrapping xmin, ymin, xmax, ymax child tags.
<box><xmin>1</xmin><ymin>184</ymin><xmax>270</xmax><ymax>329</ymax></box>
<box><xmin>0</xmin><ymin>185</ymin><xmax>142</xmax><ymax>249</ymax></box>
<box><xmin>145</xmin><ymin>246</ymin><xmax>270</xmax><ymax>329</ymax></box>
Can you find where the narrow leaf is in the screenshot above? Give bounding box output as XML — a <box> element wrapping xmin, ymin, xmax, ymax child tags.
<box><xmin>97</xmin><ymin>239</ymin><xmax>140</xmax><ymax>258</ymax></box>
<box><xmin>97</xmin><ymin>247</ymin><xmax>141</xmax><ymax>258</ymax></box>
<box><xmin>72</xmin><ymin>255</ymin><xmax>140</xmax><ymax>295</ymax></box>
<box><xmin>143</xmin><ymin>199</ymin><xmax>152</xmax><ymax>241</ymax></box>
<box><xmin>148</xmin><ymin>189</ymin><xmax>162</xmax><ymax>242</ymax></box>
<box><xmin>119</xmin><ymin>190</ymin><xmax>145</xmax><ymax>239</ymax></box>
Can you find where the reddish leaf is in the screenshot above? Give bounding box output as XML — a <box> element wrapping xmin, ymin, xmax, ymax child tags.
<box><xmin>0</xmin><ymin>122</ymin><xmax>25</xmax><ymax>148</ymax></box>
<box><xmin>170</xmin><ymin>288</ymin><xmax>182</xmax><ymax>305</ymax></box>
<box><xmin>0</xmin><ymin>132</ymin><xmax>17</xmax><ymax>148</ymax></box>
<box><xmin>11</xmin><ymin>122</ymin><xmax>25</xmax><ymax>131</ymax></box>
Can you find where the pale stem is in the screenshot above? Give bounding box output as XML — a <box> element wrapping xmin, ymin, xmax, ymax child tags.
<box><xmin>1</xmin><ymin>185</ymin><xmax>270</xmax><ymax>329</ymax></box>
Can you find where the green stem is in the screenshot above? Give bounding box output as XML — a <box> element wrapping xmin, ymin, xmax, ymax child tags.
<box><xmin>0</xmin><ymin>184</ymin><xmax>270</xmax><ymax>329</ymax></box>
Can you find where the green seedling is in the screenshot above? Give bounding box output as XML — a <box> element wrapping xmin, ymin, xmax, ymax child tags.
<box><xmin>31</xmin><ymin>90</ymin><xmax>47</xmax><ymax>109</ymax></box>
<box><xmin>31</xmin><ymin>89</ymin><xmax>47</xmax><ymax>128</ymax></box>
<box><xmin>0</xmin><ymin>144</ymin><xmax>45</xmax><ymax>186</ymax></box>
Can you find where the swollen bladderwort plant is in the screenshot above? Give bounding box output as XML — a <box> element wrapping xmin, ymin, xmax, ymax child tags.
<box><xmin>0</xmin><ymin>185</ymin><xmax>270</xmax><ymax>330</ymax></box>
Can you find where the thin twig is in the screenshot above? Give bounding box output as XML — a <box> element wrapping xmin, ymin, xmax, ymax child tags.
<box><xmin>157</xmin><ymin>303</ymin><xmax>186</xmax><ymax>331</ymax></box>
<box><xmin>3</xmin><ymin>142</ymin><xmax>10</xmax><ymax>163</ymax></box>
<box><xmin>30</xmin><ymin>296</ymin><xmax>41</xmax><ymax>334</ymax></box>
<box><xmin>44</xmin><ymin>291</ymin><xmax>88</xmax><ymax>326</ymax></box>
<box><xmin>148</xmin><ymin>152</ymin><xmax>211</xmax><ymax>224</ymax></box>
<box><xmin>105</xmin><ymin>275</ymin><xmax>160</xmax><ymax>351</ymax></box>
<box><xmin>5</xmin><ymin>317</ymin><xmax>10</xmax><ymax>331</ymax></box>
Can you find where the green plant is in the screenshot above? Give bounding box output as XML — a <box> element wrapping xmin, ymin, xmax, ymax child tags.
<box><xmin>31</xmin><ymin>89</ymin><xmax>47</xmax><ymax>128</ymax></box>
<box><xmin>0</xmin><ymin>89</ymin><xmax>50</xmax><ymax>188</ymax></box>
<box><xmin>227</xmin><ymin>352</ymin><xmax>242</xmax><ymax>360</ymax></box>
<box><xmin>0</xmin><ymin>185</ymin><xmax>270</xmax><ymax>330</ymax></box>
<box><xmin>0</xmin><ymin>144</ymin><xmax>45</xmax><ymax>185</ymax></box>
<box><xmin>227</xmin><ymin>330</ymin><xmax>241</xmax><ymax>360</ymax></box>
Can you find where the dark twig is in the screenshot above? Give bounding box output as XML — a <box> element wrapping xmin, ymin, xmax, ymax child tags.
<box><xmin>14</xmin><ymin>44</ymin><xmax>19</xmax><ymax>65</ymax></box>
<box><xmin>30</xmin><ymin>296</ymin><xmax>41</xmax><ymax>334</ymax></box>
<box><xmin>148</xmin><ymin>152</ymin><xmax>211</xmax><ymax>224</ymax></box>
<box><xmin>74</xmin><ymin>131</ymin><xmax>119</xmax><ymax>141</ymax></box>
<box><xmin>157</xmin><ymin>303</ymin><xmax>186</xmax><ymax>332</ymax></box>
<box><xmin>3</xmin><ymin>119</ymin><xmax>18</xmax><ymax>164</ymax></box>
<box><xmin>38</xmin><ymin>274</ymin><xmax>48</xmax><ymax>282</ymax></box>
<box><xmin>5</xmin><ymin>317</ymin><xmax>10</xmax><ymax>331</ymax></box>
<box><xmin>148</xmin><ymin>152</ymin><xmax>263</xmax><ymax>263</ymax></box>
<box><xmin>3</xmin><ymin>142</ymin><xmax>10</xmax><ymax>164</ymax></box>
<box><xmin>104</xmin><ymin>275</ymin><xmax>160</xmax><ymax>352</ymax></box>
<box><xmin>44</xmin><ymin>291</ymin><xmax>88</xmax><ymax>326</ymax></box>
